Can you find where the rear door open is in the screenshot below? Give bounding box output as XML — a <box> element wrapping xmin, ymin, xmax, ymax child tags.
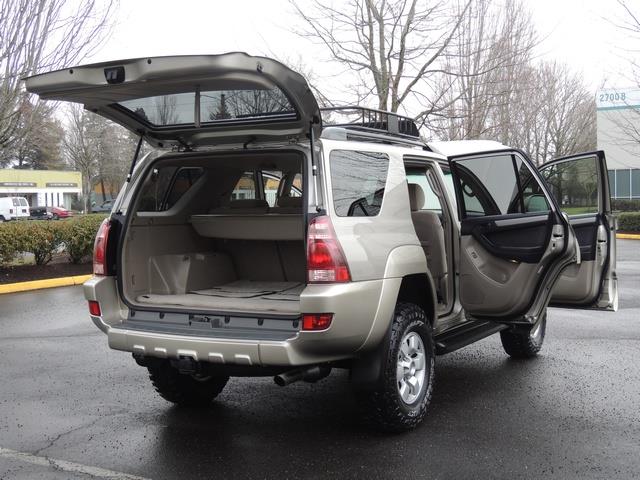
<box><xmin>25</xmin><ymin>53</ymin><xmax>322</xmax><ymax>149</ymax></box>
<box><xmin>447</xmin><ymin>150</ymin><xmax>577</xmax><ymax>324</ymax></box>
<box><xmin>540</xmin><ymin>151</ymin><xmax>618</xmax><ymax>311</ymax></box>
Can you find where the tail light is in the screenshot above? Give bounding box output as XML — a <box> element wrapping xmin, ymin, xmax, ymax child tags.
<box><xmin>306</xmin><ymin>215</ymin><xmax>350</xmax><ymax>283</ymax></box>
<box><xmin>93</xmin><ymin>218</ymin><xmax>111</xmax><ymax>275</ymax></box>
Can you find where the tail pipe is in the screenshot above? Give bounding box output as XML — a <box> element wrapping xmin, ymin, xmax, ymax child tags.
<box><xmin>274</xmin><ymin>365</ymin><xmax>331</xmax><ymax>387</ymax></box>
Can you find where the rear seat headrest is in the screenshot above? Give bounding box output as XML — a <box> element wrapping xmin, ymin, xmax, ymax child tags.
<box><xmin>408</xmin><ymin>183</ymin><xmax>425</xmax><ymax>211</ymax></box>
<box><xmin>277</xmin><ymin>196</ymin><xmax>302</xmax><ymax>208</ymax></box>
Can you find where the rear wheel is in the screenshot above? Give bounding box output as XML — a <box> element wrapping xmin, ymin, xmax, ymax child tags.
<box><xmin>356</xmin><ymin>302</ymin><xmax>435</xmax><ymax>432</ymax></box>
<box><xmin>500</xmin><ymin>311</ymin><xmax>547</xmax><ymax>358</ymax></box>
<box><xmin>147</xmin><ymin>361</ymin><xmax>229</xmax><ymax>406</ymax></box>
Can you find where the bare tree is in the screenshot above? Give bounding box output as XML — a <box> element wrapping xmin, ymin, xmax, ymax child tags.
<box><xmin>601</xmin><ymin>1</ymin><xmax>640</xmax><ymax>158</ymax></box>
<box><xmin>64</xmin><ymin>104</ymin><xmax>136</xmax><ymax>212</ymax></box>
<box><xmin>0</xmin><ymin>0</ymin><xmax>118</xmax><ymax>161</ymax></box>
<box><xmin>502</xmin><ymin>61</ymin><xmax>595</xmax><ymax>165</ymax></box>
<box><xmin>428</xmin><ymin>0</ymin><xmax>537</xmax><ymax>139</ymax></box>
<box><xmin>291</xmin><ymin>0</ymin><xmax>472</xmax><ymax>113</ymax></box>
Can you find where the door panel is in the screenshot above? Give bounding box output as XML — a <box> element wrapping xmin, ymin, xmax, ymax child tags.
<box><xmin>540</xmin><ymin>151</ymin><xmax>617</xmax><ymax>311</ymax></box>
<box><xmin>461</xmin><ymin>213</ymin><xmax>552</xmax><ymax>263</ymax></box>
<box><xmin>449</xmin><ymin>151</ymin><xmax>576</xmax><ymax>323</ymax></box>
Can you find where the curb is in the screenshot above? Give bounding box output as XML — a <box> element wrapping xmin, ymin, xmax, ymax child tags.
<box><xmin>0</xmin><ymin>274</ymin><xmax>92</xmax><ymax>295</ymax></box>
<box><xmin>617</xmin><ymin>233</ymin><xmax>640</xmax><ymax>240</ymax></box>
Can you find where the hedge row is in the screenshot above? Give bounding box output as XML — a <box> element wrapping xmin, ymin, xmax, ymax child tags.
<box><xmin>612</xmin><ymin>199</ymin><xmax>640</xmax><ymax>212</ymax></box>
<box><xmin>0</xmin><ymin>214</ymin><xmax>107</xmax><ymax>266</ymax></box>
<box><xmin>618</xmin><ymin>212</ymin><xmax>640</xmax><ymax>232</ymax></box>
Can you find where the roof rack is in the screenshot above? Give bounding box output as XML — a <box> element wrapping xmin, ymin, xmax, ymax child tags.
<box><xmin>320</xmin><ymin>106</ymin><xmax>421</xmax><ymax>138</ymax></box>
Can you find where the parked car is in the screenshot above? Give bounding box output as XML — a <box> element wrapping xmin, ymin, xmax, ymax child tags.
<box><xmin>29</xmin><ymin>206</ymin><xmax>53</xmax><ymax>220</ymax></box>
<box><xmin>0</xmin><ymin>196</ymin><xmax>30</xmax><ymax>221</ymax></box>
<box><xmin>92</xmin><ymin>199</ymin><xmax>114</xmax><ymax>213</ymax></box>
<box><xmin>49</xmin><ymin>206</ymin><xmax>73</xmax><ymax>220</ymax></box>
<box><xmin>26</xmin><ymin>54</ymin><xmax>618</xmax><ymax>432</ymax></box>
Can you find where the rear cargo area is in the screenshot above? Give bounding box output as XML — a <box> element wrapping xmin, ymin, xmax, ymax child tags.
<box><xmin>120</xmin><ymin>151</ymin><xmax>306</xmax><ymax>316</ymax></box>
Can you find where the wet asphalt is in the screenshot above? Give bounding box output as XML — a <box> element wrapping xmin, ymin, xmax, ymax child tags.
<box><xmin>0</xmin><ymin>240</ymin><xmax>638</xmax><ymax>480</ymax></box>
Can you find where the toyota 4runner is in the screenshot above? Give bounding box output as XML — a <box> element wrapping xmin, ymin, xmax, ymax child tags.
<box><xmin>26</xmin><ymin>53</ymin><xmax>618</xmax><ymax>431</ymax></box>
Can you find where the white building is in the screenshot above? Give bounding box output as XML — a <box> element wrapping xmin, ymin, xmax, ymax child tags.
<box><xmin>596</xmin><ymin>87</ymin><xmax>640</xmax><ymax>199</ymax></box>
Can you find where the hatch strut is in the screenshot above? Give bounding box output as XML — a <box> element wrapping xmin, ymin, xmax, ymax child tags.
<box><xmin>309</xmin><ymin>116</ymin><xmax>321</xmax><ymax>212</ymax></box>
<box><xmin>126</xmin><ymin>134</ymin><xmax>145</xmax><ymax>183</ymax></box>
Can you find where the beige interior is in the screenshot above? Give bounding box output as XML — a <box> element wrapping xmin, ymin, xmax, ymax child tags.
<box><xmin>121</xmin><ymin>152</ymin><xmax>306</xmax><ymax>315</ymax></box>
<box><xmin>457</xmin><ymin>223</ymin><xmax>565</xmax><ymax>317</ymax></box>
<box><xmin>551</xmin><ymin>224</ymin><xmax>609</xmax><ymax>305</ymax></box>
<box><xmin>408</xmin><ymin>183</ymin><xmax>448</xmax><ymax>302</ymax></box>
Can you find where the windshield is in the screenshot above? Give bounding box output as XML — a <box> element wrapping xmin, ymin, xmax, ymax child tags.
<box><xmin>118</xmin><ymin>88</ymin><xmax>295</xmax><ymax>126</ymax></box>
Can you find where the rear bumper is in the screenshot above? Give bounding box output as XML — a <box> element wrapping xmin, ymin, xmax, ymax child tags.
<box><xmin>85</xmin><ymin>275</ymin><xmax>401</xmax><ymax>367</ymax></box>
<box><xmin>108</xmin><ymin>326</ymin><xmax>322</xmax><ymax>366</ymax></box>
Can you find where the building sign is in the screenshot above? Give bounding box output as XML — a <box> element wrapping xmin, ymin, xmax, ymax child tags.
<box><xmin>46</xmin><ymin>182</ymin><xmax>78</xmax><ymax>188</ymax></box>
<box><xmin>0</xmin><ymin>181</ymin><xmax>37</xmax><ymax>187</ymax></box>
<box><xmin>597</xmin><ymin>88</ymin><xmax>640</xmax><ymax>110</ymax></box>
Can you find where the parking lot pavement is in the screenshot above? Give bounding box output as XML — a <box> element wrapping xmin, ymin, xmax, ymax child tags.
<box><xmin>0</xmin><ymin>240</ymin><xmax>638</xmax><ymax>480</ymax></box>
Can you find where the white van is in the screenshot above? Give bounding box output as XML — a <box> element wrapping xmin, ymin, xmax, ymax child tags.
<box><xmin>0</xmin><ymin>197</ymin><xmax>31</xmax><ymax>221</ymax></box>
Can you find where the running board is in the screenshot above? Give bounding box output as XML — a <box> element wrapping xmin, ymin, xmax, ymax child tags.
<box><xmin>435</xmin><ymin>320</ymin><xmax>508</xmax><ymax>355</ymax></box>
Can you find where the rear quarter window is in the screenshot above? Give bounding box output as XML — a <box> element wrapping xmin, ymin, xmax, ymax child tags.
<box><xmin>137</xmin><ymin>166</ymin><xmax>204</xmax><ymax>212</ymax></box>
<box><xmin>330</xmin><ymin>150</ymin><xmax>389</xmax><ymax>217</ymax></box>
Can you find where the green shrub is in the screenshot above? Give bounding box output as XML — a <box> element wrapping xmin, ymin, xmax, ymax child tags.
<box><xmin>612</xmin><ymin>199</ymin><xmax>640</xmax><ymax>212</ymax></box>
<box><xmin>618</xmin><ymin>212</ymin><xmax>640</xmax><ymax>232</ymax></box>
<box><xmin>0</xmin><ymin>214</ymin><xmax>108</xmax><ymax>267</ymax></box>
<box><xmin>19</xmin><ymin>220</ymin><xmax>66</xmax><ymax>265</ymax></box>
<box><xmin>0</xmin><ymin>221</ymin><xmax>26</xmax><ymax>265</ymax></box>
<box><xmin>60</xmin><ymin>214</ymin><xmax>107</xmax><ymax>263</ymax></box>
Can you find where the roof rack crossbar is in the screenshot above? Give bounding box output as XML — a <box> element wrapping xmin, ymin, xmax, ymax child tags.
<box><xmin>320</xmin><ymin>106</ymin><xmax>420</xmax><ymax>138</ymax></box>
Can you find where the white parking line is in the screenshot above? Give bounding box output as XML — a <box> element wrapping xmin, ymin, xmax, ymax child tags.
<box><xmin>0</xmin><ymin>447</ymin><xmax>151</xmax><ymax>480</ymax></box>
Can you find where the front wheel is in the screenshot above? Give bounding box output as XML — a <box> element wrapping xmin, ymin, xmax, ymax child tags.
<box><xmin>500</xmin><ymin>311</ymin><xmax>547</xmax><ymax>358</ymax></box>
<box><xmin>356</xmin><ymin>302</ymin><xmax>435</xmax><ymax>432</ymax></box>
<box><xmin>147</xmin><ymin>361</ymin><xmax>229</xmax><ymax>406</ymax></box>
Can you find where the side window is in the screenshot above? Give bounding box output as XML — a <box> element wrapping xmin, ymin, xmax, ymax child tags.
<box><xmin>406</xmin><ymin>170</ymin><xmax>443</xmax><ymax>212</ymax></box>
<box><xmin>164</xmin><ymin>167</ymin><xmax>204</xmax><ymax>210</ymax></box>
<box><xmin>232</xmin><ymin>171</ymin><xmax>257</xmax><ymax>200</ymax></box>
<box><xmin>515</xmin><ymin>158</ymin><xmax>550</xmax><ymax>213</ymax></box>
<box><xmin>262</xmin><ymin>170</ymin><xmax>283</xmax><ymax>207</ymax></box>
<box><xmin>452</xmin><ymin>154</ymin><xmax>549</xmax><ymax>218</ymax></box>
<box><xmin>137</xmin><ymin>166</ymin><xmax>203</xmax><ymax>212</ymax></box>
<box><xmin>330</xmin><ymin>150</ymin><xmax>389</xmax><ymax>217</ymax></box>
<box><xmin>540</xmin><ymin>156</ymin><xmax>599</xmax><ymax>215</ymax></box>
<box><xmin>441</xmin><ymin>167</ymin><xmax>457</xmax><ymax>210</ymax></box>
<box><xmin>290</xmin><ymin>173</ymin><xmax>303</xmax><ymax>197</ymax></box>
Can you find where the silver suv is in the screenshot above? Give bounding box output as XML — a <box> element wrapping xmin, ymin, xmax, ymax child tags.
<box><xmin>27</xmin><ymin>53</ymin><xmax>618</xmax><ymax>431</ymax></box>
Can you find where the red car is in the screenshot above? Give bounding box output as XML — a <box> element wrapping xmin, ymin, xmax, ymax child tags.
<box><xmin>49</xmin><ymin>206</ymin><xmax>73</xmax><ymax>220</ymax></box>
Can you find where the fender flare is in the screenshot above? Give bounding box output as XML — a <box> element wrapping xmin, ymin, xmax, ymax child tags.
<box><xmin>351</xmin><ymin>245</ymin><xmax>438</xmax><ymax>389</ymax></box>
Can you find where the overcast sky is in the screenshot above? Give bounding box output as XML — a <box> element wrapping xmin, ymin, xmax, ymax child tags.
<box><xmin>82</xmin><ymin>0</ymin><xmax>635</xmax><ymax>95</ymax></box>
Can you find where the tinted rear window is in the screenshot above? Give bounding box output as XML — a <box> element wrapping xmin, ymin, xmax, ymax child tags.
<box><xmin>118</xmin><ymin>88</ymin><xmax>295</xmax><ymax>126</ymax></box>
<box><xmin>330</xmin><ymin>150</ymin><xmax>389</xmax><ymax>217</ymax></box>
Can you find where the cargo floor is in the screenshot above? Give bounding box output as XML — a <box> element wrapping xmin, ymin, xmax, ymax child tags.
<box><xmin>135</xmin><ymin>280</ymin><xmax>303</xmax><ymax>315</ymax></box>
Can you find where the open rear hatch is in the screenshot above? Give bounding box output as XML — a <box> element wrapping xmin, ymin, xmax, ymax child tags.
<box><xmin>25</xmin><ymin>52</ymin><xmax>322</xmax><ymax>148</ymax></box>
